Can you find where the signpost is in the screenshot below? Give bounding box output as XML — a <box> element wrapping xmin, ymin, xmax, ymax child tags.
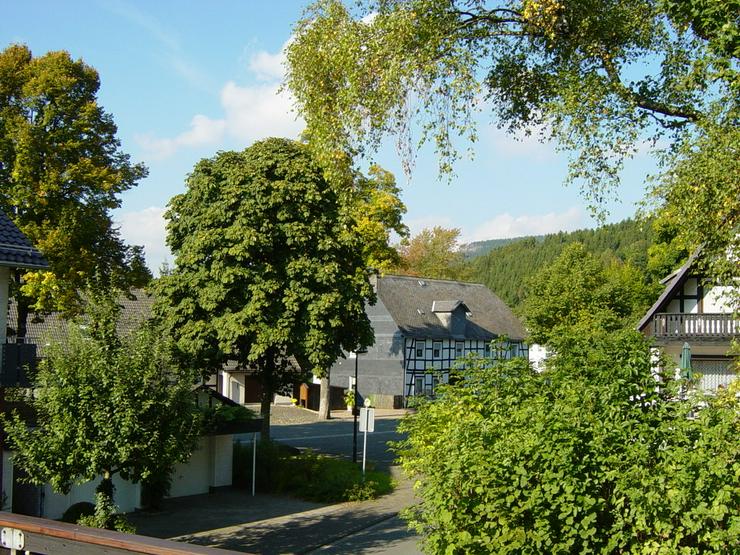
<box><xmin>358</xmin><ymin>400</ymin><xmax>375</xmax><ymax>477</ymax></box>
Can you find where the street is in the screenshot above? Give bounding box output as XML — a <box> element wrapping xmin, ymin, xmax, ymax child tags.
<box><xmin>270</xmin><ymin>414</ymin><xmax>405</xmax><ymax>470</ymax></box>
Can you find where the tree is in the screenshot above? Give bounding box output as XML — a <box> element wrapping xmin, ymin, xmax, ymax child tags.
<box><xmin>285</xmin><ymin>0</ymin><xmax>738</xmax><ymax>272</ymax></box>
<box><xmin>521</xmin><ymin>242</ymin><xmax>657</xmax><ymax>346</ymax></box>
<box><xmin>0</xmin><ymin>44</ymin><xmax>149</xmax><ymax>337</ymax></box>
<box><xmin>155</xmin><ymin>138</ymin><xmax>375</xmax><ymax>439</ymax></box>
<box><xmin>2</xmin><ymin>292</ymin><xmax>200</xmax><ymax>530</ymax></box>
<box><xmin>350</xmin><ymin>164</ymin><xmax>409</xmax><ymax>273</ymax></box>
<box><xmin>397</xmin><ymin>226</ymin><xmax>469</xmax><ymax>280</ymax></box>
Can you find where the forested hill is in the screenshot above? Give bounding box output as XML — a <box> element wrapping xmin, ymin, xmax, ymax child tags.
<box><xmin>460</xmin><ymin>236</ymin><xmax>544</xmax><ymax>259</ymax></box>
<box><xmin>469</xmin><ymin>218</ymin><xmax>654</xmax><ymax>311</ymax></box>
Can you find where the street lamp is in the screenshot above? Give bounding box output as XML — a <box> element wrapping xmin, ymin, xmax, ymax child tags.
<box><xmin>352</xmin><ymin>347</ymin><xmax>367</xmax><ymax>463</ymax></box>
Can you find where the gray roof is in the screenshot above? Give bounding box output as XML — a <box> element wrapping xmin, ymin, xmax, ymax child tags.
<box><xmin>637</xmin><ymin>250</ymin><xmax>699</xmax><ymax>332</ymax></box>
<box><xmin>0</xmin><ymin>210</ymin><xmax>47</xmax><ymax>269</ymax></box>
<box><xmin>8</xmin><ymin>289</ymin><xmax>154</xmax><ymax>354</ymax></box>
<box><xmin>431</xmin><ymin>300</ymin><xmax>468</xmax><ymax>313</ymax></box>
<box><xmin>376</xmin><ymin>275</ymin><xmax>525</xmax><ymax>341</ymax></box>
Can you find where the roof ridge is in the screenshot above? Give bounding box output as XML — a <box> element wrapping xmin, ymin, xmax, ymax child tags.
<box><xmin>379</xmin><ymin>274</ymin><xmax>486</xmax><ymax>287</ymax></box>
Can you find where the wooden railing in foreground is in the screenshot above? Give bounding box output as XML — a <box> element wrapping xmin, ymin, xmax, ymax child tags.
<box><xmin>0</xmin><ymin>512</ymin><xmax>242</xmax><ymax>555</ymax></box>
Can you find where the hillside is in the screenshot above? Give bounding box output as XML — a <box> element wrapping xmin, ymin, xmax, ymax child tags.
<box><xmin>460</xmin><ymin>236</ymin><xmax>544</xmax><ymax>259</ymax></box>
<box><xmin>469</xmin><ymin>218</ymin><xmax>654</xmax><ymax>311</ymax></box>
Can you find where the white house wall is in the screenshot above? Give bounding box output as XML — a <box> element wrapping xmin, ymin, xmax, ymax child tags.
<box><xmin>5</xmin><ymin>435</ymin><xmax>233</xmax><ymax>519</ymax></box>
<box><xmin>0</xmin><ymin>266</ymin><xmax>9</xmax><ymax>345</ymax></box>
<box><xmin>704</xmin><ymin>285</ymin><xmax>735</xmax><ymax>313</ymax></box>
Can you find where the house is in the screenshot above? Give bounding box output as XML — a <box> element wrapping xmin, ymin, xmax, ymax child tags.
<box><xmin>637</xmin><ymin>251</ymin><xmax>738</xmax><ymax>391</ymax></box>
<box><xmin>329</xmin><ymin>274</ymin><xmax>528</xmax><ymax>408</ymax></box>
<box><xmin>5</xmin><ymin>289</ymin><xmax>258</xmax><ymax>519</ymax></box>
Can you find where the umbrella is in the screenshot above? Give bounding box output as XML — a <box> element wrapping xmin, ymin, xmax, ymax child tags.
<box><xmin>680</xmin><ymin>342</ymin><xmax>693</xmax><ymax>380</ymax></box>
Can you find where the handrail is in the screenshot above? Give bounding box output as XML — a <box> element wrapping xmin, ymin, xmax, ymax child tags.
<box><xmin>0</xmin><ymin>512</ymin><xmax>242</xmax><ymax>555</ymax></box>
<box><xmin>651</xmin><ymin>313</ymin><xmax>739</xmax><ymax>339</ymax></box>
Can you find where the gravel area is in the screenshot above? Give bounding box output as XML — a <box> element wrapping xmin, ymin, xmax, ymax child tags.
<box><xmin>244</xmin><ymin>403</ymin><xmax>322</xmax><ymax>426</ymax></box>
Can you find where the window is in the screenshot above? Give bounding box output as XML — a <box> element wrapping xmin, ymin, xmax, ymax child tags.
<box><xmin>433</xmin><ymin>341</ymin><xmax>442</xmax><ymax>359</ymax></box>
<box><xmin>415</xmin><ymin>376</ymin><xmax>424</xmax><ymax>395</ymax></box>
<box><xmin>415</xmin><ymin>341</ymin><xmax>425</xmax><ymax>358</ymax></box>
<box><xmin>484</xmin><ymin>343</ymin><xmax>491</xmax><ymax>357</ymax></box>
<box><xmin>455</xmin><ymin>341</ymin><xmax>464</xmax><ymax>358</ymax></box>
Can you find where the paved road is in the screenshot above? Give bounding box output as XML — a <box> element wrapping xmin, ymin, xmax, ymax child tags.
<box><xmin>270</xmin><ymin>416</ymin><xmax>405</xmax><ymax>469</ymax></box>
<box><xmin>309</xmin><ymin>515</ymin><xmax>423</xmax><ymax>555</ymax></box>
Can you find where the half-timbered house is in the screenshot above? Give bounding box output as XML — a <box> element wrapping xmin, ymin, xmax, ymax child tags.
<box><xmin>637</xmin><ymin>251</ymin><xmax>738</xmax><ymax>391</ymax></box>
<box><xmin>329</xmin><ymin>274</ymin><xmax>527</xmax><ymax>408</ymax></box>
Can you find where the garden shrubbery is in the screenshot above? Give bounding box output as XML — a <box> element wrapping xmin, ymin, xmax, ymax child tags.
<box><xmin>395</xmin><ymin>329</ymin><xmax>739</xmax><ymax>554</ymax></box>
<box><xmin>233</xmin><ymin>440</ymin><xmax>393</xmax><ymax>502</ymax></box>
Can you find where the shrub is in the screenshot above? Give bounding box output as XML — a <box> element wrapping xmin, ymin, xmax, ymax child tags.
<box><xmin>60</xmin><ymin>501</ymin><xmax>95</xmax><ymax>523</ymax></box>
<box><xmin>233</xmin><ymin>441</ymin><xmax>393</xmax><ymax>502</ymax></box>
<box><xmin>394</xmin><ymin>332</ymin><xmax>740</xmax><ymax>554</ymax></box>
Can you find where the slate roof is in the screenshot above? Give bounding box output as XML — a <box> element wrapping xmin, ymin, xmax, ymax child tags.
<box><xmin>376</xmin><ymin>275</ymin><xmax>525</xmax><ymax>341</ymax></box>
<box><xmin>0</xmin><ymin>209</ymin><xmax>47</xmax><ymax>269</ymax></box>
<box><xmin>8</xmin><ymin>289</ymin><xmax>154</xmax><ymax>353</ymax></box>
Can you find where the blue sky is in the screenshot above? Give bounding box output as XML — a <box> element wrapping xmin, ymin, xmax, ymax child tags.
<box><xmin>3</xmin><ymin>0</ymin><xmax>659</xmax><ymax>272</ymax></box>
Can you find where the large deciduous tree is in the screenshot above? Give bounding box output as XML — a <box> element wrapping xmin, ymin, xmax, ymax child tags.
<box><xmin>397</xmin><ymin>226</ymin><xmax>469</xmax><ymax>281</ymax></box>
<box><xmin>155</xmin><ymin>138</ymin><xmax>375</xmax><ymax>438</ymax></box>
<box><xmin>2</xmin><ymin>293</ymin><xmax>200</xmax><ymax>530</ymax></box>
<box><xmin>0</xmin><ymin>44</ymin><xmax>150</xmax><ymax>337</ymax></box>
<box><xmin>286</xmin><ymin>0</ymin><xmax>738</xmax><ymax>276</ymax></box>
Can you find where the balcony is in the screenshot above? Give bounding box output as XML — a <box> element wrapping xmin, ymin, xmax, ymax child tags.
<box><xmin>0</xmin><ymin>342</ymin><xmax>37</xmax><ymax>387</ymax></box>
<box><xmin>651</xmin><ymin>313</ymin><xmax>739</xmax><ymax>341</ymax></box>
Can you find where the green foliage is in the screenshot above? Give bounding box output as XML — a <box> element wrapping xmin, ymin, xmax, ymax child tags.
<box><xmin>155</xmin><ymin>138</ymin><xmax>375</xmax><ymax>437</ymax></box>
<box><xmin>522</xmin><ymin>243</ymin><xmax>660</xmax><ymax>346</ymax></box>
<box><xmin>60</xmin><ymin>501</ymin><xmax>95</xmax><ymax>524</ymax></box>
<box><xmin>394</xmin><ymin>335</ymin><xmax>740</xmax><ymax>554</ymax></box>
<box><xmin>470</xmin><ymin>219</ymin><xmax>657</xmax><ymax>312</ymax></box>
<box><xmin>286</xmin><ymin>1</ymin><xmax>737</xmax><ymax>286</ymax></box>
<box><xmin>77</xmin><ymin>490</ymin><xmax>135</xmax><ymax>533</ymax></box>
<box><xmin>397</xmin><ymin>226</ymin><xmax>470</xmax><ymax>281</ymax></box>
<box><xmin>350</xmin><ymin>164</ymin><xmax>409</xmax><ymax>272</ymax></box>
<box><xmin>233</xmin><ymin>441</ymin><xmax>393</xmax><ymax>502</ymax></box>
<box><xmin>200</xmin><ymin>404</ymin><xmax>256</xmax><ymax>434</ymax></box>
<box><xmin>0</xmin><ymin>44</ymin><xmax>150</xmax><ymax>323</ymax></box>
<box><xmin>2</xmin><ymin>292</ymin><xmax>201</xmax><ymax>523</ymax></box>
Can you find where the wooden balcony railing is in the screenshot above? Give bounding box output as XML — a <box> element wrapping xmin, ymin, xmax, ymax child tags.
<box><xmin>651</xmin><ymin>313</ymin><xmax>739</xmax><ymax>340</ymax></box>
<box><xmin>0</xmin><ymin>511</ymin><xmax>242</xmax><ymax>554</ymax></box>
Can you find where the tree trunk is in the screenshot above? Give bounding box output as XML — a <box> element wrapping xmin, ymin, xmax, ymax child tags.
<box><xmin>317</xmin><ymin>374</ymin><xmax>331</xmax><ymax>420</ymax></box>
<box><xmin>260</xmin><ymin>394</ymin><xmax>272</xmax><ymax>442</ymax></box>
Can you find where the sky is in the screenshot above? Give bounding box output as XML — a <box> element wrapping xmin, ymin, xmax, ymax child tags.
<box><xmin>2</xmin><ymin>0</ymin><xmax>660</xmax><ymax>272</ymax></box>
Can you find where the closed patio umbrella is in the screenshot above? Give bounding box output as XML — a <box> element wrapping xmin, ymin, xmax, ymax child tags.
<box><xmin>680</xmin><ymin>342</ymin><xmax>693</xmax><ymax>380</ymax></box>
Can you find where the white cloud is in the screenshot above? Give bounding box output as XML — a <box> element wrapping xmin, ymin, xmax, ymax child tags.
<box><xmin>220</xmin><ymin>81</ymin><xmax>303</xmax><ymax>142</ymax></box>
<box><xmin>248</xmin><ymin>50</ymin><xmax>285</xmax><ymax>81</ymax></box>
<box><xmin>117</xmin><ymin>207</ymin><xmax>170</xmax><ymax>274</ymax></box>
<box><xmin>486</xmin><ymin>124</ymin><xmax>555</xmax><ymax>161</ymax></box>
<box><xmin>463</xmin><ymin>207</ymin><xmax>585</xmax><ymax>243</ymax></box>
<box><xmin>136</xmin><ymin>115</ymin><xmax>226</xmax><ymax>159</ymax></box>
<box><xmin>136</xmin><ymin>41</ymin><xmax>304</xmax><ymax>159</ymax></box>
<box><xmin>405</xmin><ymin>216</ymin><xmax>456</xmax><ymax>238</ymax></box>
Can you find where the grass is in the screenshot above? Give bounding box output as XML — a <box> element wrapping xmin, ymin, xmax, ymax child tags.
<box><xmin>233</xmin><ymin>440</ymin><xmax>394</xmax><ymax>503</ymax></box>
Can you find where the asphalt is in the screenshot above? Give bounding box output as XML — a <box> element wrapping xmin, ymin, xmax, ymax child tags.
<box><xmin>128</xmin><ymin>405</ymin><xmax>421</xmax><ymax>554</ymax></box>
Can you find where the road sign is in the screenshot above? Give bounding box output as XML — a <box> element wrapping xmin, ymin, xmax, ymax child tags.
<box><xmin>359</xmin><ymin>407</ymin><xmax>375</xmax><ymax>432</ymax></box>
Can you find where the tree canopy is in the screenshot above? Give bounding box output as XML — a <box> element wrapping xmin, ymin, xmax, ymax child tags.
<box><xmin>396</xmin><ymin>226</ymin><xmax>469</xmax><ymax>281</ymax></box>
<box><xmin>286</xmin><ymin>0</ymin><xmax>738</xmax><ymax>273</ymax></box>
<box><xmin>155</xmin><ymin>138</ymin><xmax>375</xmax><ymax>438</ymax></box>
<box><xmin>2</xmin><ymin>293</ymin><xmax>200</xmax><ymax>529</ymax></box>
<box><xmin>0</xmin><ymin>44</ymin><xmax>150</xmax><ymax>334</ymax></box>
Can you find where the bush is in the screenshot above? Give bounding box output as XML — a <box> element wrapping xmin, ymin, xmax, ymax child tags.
<box><xmin>394</xmin><ymin>332</ymin><xmax>740</xmax><ymax>554</ymax></box>
<box><xmin>233</xmin><ymin>441</ymin><xmax>393</xmax><ymax>502</ymax></box>
<box><xmin>61</xmin><ymin>501</ymin><xmax>95</xmax><ymax>523</ymax></box>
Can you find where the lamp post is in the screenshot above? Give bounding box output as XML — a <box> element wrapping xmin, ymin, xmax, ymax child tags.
<box><xmin>352</xmin><ymin>348</ymin><xmax>367</xmax><ymax>463</ymax></box>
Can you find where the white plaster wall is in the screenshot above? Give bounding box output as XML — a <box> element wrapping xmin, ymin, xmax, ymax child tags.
<box><xmin>210</xmin><ymin>435</ymin><xmax>233</xmax><ymax>488</ymax></box>
<box><xmin>41</xmin><ymin>473</ymin><xmax>140</xmax><ymax>520</ymax></box>
<box><xmin>529</xmin><ymin>344</ymin><xmax>548</xmax><ymax>372</ymax></box>
<box><xmin>168</xmin><ymin>437</ymin><xmax>210</xmax><ymax>498</ymax></box>
<box><xmin>2</xmin><ymin>451</ymin><xmax>12</xmax><ymax>510</ymax></box>
<box><xmin>704</xmin><ymin>285</ymin><xmax>736</xmax><ymax>313</ymax></box>
<box><xmin>0</xmin><ymin>266</ymin><xmax>9</xmax><ymax>345</ymax></box>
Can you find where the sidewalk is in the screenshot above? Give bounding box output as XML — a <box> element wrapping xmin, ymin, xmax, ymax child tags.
<box><xmin>129</xmin><ymin>467</ymin><xmax>417</xmax><ymax>555</ymax></box>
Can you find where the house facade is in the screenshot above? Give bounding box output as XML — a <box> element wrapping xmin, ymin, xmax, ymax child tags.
<box><xmin>330</xmin><ymin>275</ymin><xmax>527</xmax><ymax>408</ymax></box>
<box><xmin>637</xmin><ymin>251</ymin><xmax>738</xmax><ymax>391</ymax></box>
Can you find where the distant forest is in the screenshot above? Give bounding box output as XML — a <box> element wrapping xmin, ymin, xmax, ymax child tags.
<box><xmin>467</xmin><ymin>219</ymin><xmax>655</xmax><ymax>311</ymax></box>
